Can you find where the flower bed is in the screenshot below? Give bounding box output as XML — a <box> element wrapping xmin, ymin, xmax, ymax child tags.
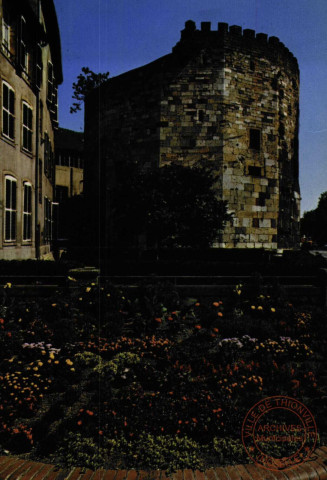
<box><xmin>0</xmin><ymin>280</ymin><xmax>326</xmax><ymax>472</ymax></box>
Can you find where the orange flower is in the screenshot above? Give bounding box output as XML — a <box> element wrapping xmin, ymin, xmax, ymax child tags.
<box><xmin>77</xmin><ymin>420</ymin><xmax>82</xmax><ymax>425</ymax></box>
<box><xmin>213</xmin><ymin>328</ymin><xmax>219</xmax><ymax>333</ymax></box>
<box><xmin>0</xmin><ymin>319</ymin><xmax>4</xmax><ymax>324</ymax></box>
<box><xmin>155</xmin><ymin>318</ymin><xmax>162</xmax><ymax>323</ymax></box>
<box><xmin>213</xmin><ymin>302</ymin><xmax>219</xmax><ymax>307</ymax></box>
<box><xmin>86</xmin><ymin>410</ymin><xmax>94</xmax><ymax>416</ymax></box>
<box><xmin>168</xmin><ymin>317</ymin><xmax>173</xmax><ymax>321</ymax></box>
<box><xmin>192</xmin><ymin>418</ymin><xmax>198</xmax><ymax>423</ymax></box>
<box><xmin>98</xmin><ymin>430</ymin><xmax>103</xmax><ymax>435</ymax></box>
<box><xmin>291</xmin><ymin>380</ymin><xmax>300</xmax><ymax>389</ymax></box>
<box><xmin>195</xmin><ymin>303</ymin><xmax>200</xmax><ymax>307</ymax></box>
<box><xmin>178</xmin><ymin>420</ymin><xmax>182</xmax><ymax>424</ymax></box>
<box><xmin>218</xmin><ymin>312</ymin><xmax>223</xmax><ymax>317</ymax></box>
<box><xmin>195</xmin><ymin>325</ymin><xmax>202</xmax><ymax>330</ymax></box>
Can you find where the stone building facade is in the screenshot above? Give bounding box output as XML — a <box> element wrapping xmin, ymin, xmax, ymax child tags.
<box><xmin>85</xmin><ymin>21</ymin><xmax>300</xmax><ymax>250</ymax></box>
<box><xmin>54</xmin><ymin>128</ymin><xmax>84</xmax><ymax>203</ymax></box>
<box><xmin>0</xmin><ymin>0</ymin><xmax>62</xmax><ymax>259</ymax></box>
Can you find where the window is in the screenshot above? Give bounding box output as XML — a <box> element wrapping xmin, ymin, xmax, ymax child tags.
<box><xmin>2</xmin><ymin>11</ymin><xmax>10</xmax><ymax>54</ymax></box>
<box><xmin>2</xmin><ymin>82</ymin><xmax>15</xmax><ymax>140</ymax></box>
<box><xmin>22</xmin><ymin>102</ymin><xmax>32</xmax><ymax>152</ymax></box>
<box><xmin>250</xmin><ymin>129</ymin><xmax>261</xmax><ymax>150</ymax></box>
<box><xmin>23</xmin><ymin>182</ymin><xmax>32</xmax><ymax>241</ymax></box>
<box><xmin>44</xmin><ymin>197</ymin><xmax>52</xmax><ymax>243</ymax></box>
<box><xmin>198</xmin><ymin>110</ymin><xmax>204</xmax><ymax>122</ymax></box>
<box><xmin>39</xmin><ymin>100</ymin><xmax>43</xmax><ymax>137</ymax></box>
<box><xmin>4</xmin><ymin>176</ymin><xmax>16</xmax><ymax>241</ymax></box>
<box><xmin>38</xmin><ymin>159</ymin><xmax>42</xmax><ymax>203</ymax></box>
<box><xmin>20</xmin><ymin>16</ymin><xmax>28</xmax><ymax>72</ymax></box>
<box><xmin>252</xmin><ymin>218</ymin><xmax>259</xmax><ymax>228</ymax></box>
<box><xmin>36</xmin><ymin>44</ymin><xmax>43</xmax><ymax>89</ymax></box>
<box><xmin>47</xmin><ymin>62</ymin><xmax>53</xmax><ymax>102</ymax></box>
<box><xmin>248</xmin><ymin>166</ymin><xmax>261</xmax><ymax>176</ymax></box>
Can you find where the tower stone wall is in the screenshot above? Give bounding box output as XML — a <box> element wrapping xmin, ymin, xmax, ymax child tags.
<box><xmin>85</xmin><ymin>21</ymin><xmax>300</xmax><ymax>250</ymax></box>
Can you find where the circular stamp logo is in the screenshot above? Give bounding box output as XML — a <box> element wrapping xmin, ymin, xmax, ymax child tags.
<box><xmin>242</xmin><ymin>396</ymin><xmax>317</xmax><ymax>470</ymax></box>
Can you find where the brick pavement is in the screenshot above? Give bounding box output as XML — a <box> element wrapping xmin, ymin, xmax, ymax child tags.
<box><xmin>0</xmin><ymin>447</ymin><xmax>326</xmax><ymax>480</ymax></box>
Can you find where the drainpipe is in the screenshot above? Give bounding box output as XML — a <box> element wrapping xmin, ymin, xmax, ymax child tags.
<box><xmin>34</xmin><ymin>0</ymin><xmax>41</xmax><ymax>260</ymax></box>
<box><xmin>35</xmin><ymin>89</ymin><xmax>40</xmax><ymax>259</ymax></box>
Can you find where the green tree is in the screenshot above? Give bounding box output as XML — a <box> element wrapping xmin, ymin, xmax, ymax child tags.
<box><xmin>301</xmin><ymin>191</ymin><xmax>327</xmax><ymax>245</ymax></box>
<box><xmin>112</xmin><ymin>164</ymin><xmax>231</xmax><ymax>250</ymax></box>
<box><xmin>70</xmin><ymin>67</ymin><xmax>110</xmax><ymax>113</ymax></box>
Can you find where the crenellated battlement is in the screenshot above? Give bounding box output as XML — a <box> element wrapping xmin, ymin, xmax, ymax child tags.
<box><xmin>173</xmin><ymin>20</ymin><xmax>298</xmax><ymax>71</ymax></box>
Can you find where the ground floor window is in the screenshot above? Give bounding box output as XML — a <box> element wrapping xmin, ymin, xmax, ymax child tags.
<box><xmin>5</xmin><ymin>175</ymin><xmax>16</xmax><ymax>241</ymax></box>
<box><xmin>44</xmin><ymin>196</ymin><xmax>52</xmax><ymax>243</ymax></box>
<box><xmin>23</xmin><ymin>182</ymin><xmax>32</xmax><ymax>241</ymax></box>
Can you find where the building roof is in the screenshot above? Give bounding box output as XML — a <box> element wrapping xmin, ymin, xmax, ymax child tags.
<box><xmin>55</xmin><ymin>128</ymin><xmax>84</xmax><ymax>152</ymax></box>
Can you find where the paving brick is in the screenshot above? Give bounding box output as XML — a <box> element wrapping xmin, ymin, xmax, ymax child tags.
<box><xmin>91</xmin><ymin>469</ymin><xmax>106</xmax><ymax>480</ymax></box>
<box><xmin>194</xmin><ymin>470</ymin><xmax>206</xmax><ymax>480</ymax></box>
<box><xmin>65</xmin><ymin>467</ymin><xmax>83</xmax><ymax>480</ymax></box>
<box><xmin>125</xmin><ymin>470</ymin><xmax>137</xmax><ymax>480</ymax></box>
<box><xmin>0</xmin><ymin>457</ymin><xmax>12</xmax><ymax>467</ymax></box>
<box><xmin>296</xmin><ymin>462</ymin><xmax>326</xmax><ymax>480</ymax></box>
<box><xmin>279</xmin><ymin>467</ymin><xmax>301</xmax><ymax>480</ymax></box>
<box><xmin>31</xmin><ymin>464</ymin><xmax>56</xmax><ymax>480</ymax></box>
<box><xmin>234</xmin><ymin>464</ymin><xmax>255</xmax><ymax>479</ymax></box>
<box><xmin>212</xmin><ymin>467</ymin><xmax>230</xmax><ymax>480</ymax></box>
<box><xmin>170</xmin><ymin>470</ymin><xmax>183</xmax><ymax>480</ymax></box>
<box><xmin>0</xmin><ymin>459</ymin><xmax>28</xmax><ymax>479</ymax></box>
<box><xmin>102</xmin><ymin>470</ymin><xmax>117</xmax><ymax>480</ymax></box>
<box><xmin>0</xmin><ymin>457</ymin><xmax>18</xmax><ymax>475</ymax></box>
<box><xmin>313</xmin><ymin>457</ymin><xmax>327</xmax><ymax>476</ymax></box>
<box><xmin>184</xmin><ymin>469</ymin><xmax>194</xmax><ymax>480</ymax></box>
<box><xmin>203</xmin><ymin>469</ymin><xmax>217</xmax><ymax>480</ymax></box>
<box><xmin>115</xmin><ymin>470</ymin><xmax>128</xmax><ymax>480</ymax></box>
<box><xmin>242</xmin><ymin>463</ymin><xmax>277</xmax><ymax>480</ymax></box>
<box><xmin>22</xmin><ymin>462</ymin><xmax>54</xmax><ymax>480</ymax></box>
<box><xmin>80</xmin><ymin>468</ymin><xmax>97</xmax><ymax>479</ymax></box>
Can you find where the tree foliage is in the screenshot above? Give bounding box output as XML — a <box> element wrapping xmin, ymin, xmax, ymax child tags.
<box><xmin>112</xmin><ymin>164</ymin><xmax>231</xmax><ymax>250</ymax></box>
<box><xmin>70</xmin><ymin>67</ymin><xmax>110</xmax><ymax>113</ymax></box>
<box><xmin>301</xmin><ymin>191</ymin><xmax>327</xmax><ymax>245</ymax></box>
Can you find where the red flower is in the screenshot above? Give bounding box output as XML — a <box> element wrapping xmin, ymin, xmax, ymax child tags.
<box><xmin>155</xmin><ymin>318</ymin><xmax>162</xmax><ymax>323</ymax></box>
<box><xmin>195</xmin><ymin>325</ymin><xmax>202</xmax><ymax>330</ymax></box>
<box><xmin>0</xmin><ymin>319</ymin><xmax>4</xmax><ymax>324</ymax></box>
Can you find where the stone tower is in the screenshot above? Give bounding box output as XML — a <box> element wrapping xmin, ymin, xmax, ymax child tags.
<box><xmin>85</xmin><ymin>21</ymin><xmax>300</xmax><ymax>251</ymax></box>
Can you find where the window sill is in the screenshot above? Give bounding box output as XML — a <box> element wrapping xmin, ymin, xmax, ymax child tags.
<box><xmin>21</xmin><ymin>147</ymin><xmax>33</xmax><ymax>158</ymax></box>
<box><xmin>1</xmin><ymin>134</ymin><xmax>16</xmax><ymax>148</ymax></box>
<box><xmin>3</xmin><ymin>241</ymin><xmax>17</xmax><ymax>246</ymax></box>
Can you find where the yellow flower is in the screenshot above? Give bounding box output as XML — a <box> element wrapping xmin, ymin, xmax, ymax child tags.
<box><xmin>257</xmin><ymin>306</ymin><xmax>263</xmax><ymax>311</ymax></box>
<box><xmin>85</xmin><ymin>287</ymin><xmax>91</xmax><ymax>293</ymax></box>
<box><xmin>251</xmin><ymin>306</ymin><xmax>256</xmax><ymax>310</ymax></box>
<box><xmin>49</xmin><ymin>353</ymin><xmax>55</xmax><ymax>360</ymax></box>
<box><xmin>66</xmin><ymin>359</ymin><xmax>73</xmax><ymax>366</ymax></box>
<box><xmin>33</xmin><ymin>367</ymin><xmax>38</xmax><ymax>371</ymax></box>
<box><xmin>237</xmin><ymin>290</ymin><xmax>241</xmax><ymax>295</ymax></box>
<box><xmin>37</xmin><ymin>362</ymin><xmax>43</xmax><ymax>367</ymax></box>
<box><xmin>41</xmin><ymin>351</ymin><xmax>46</xmax><ymax>355</ymax></box>
<box><xmin>54</xmin><ymin>360</ymin><xmax>59</xmax><ymax>364</ymax></box>
<box><xmin>70</xmin><ymin>368</ymin><xmax>75</xmax><ymax>372</ymax></box>
<box><xmin>271</xmin><ymin>308</ymin><xmax>276</xmax><ymax>313</ymax></box>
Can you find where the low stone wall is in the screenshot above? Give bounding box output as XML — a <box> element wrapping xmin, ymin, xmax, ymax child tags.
<box><xmin>0</xmin><ymin>446</ymin><xmax>327</xmax><ymax>479</ymax></box>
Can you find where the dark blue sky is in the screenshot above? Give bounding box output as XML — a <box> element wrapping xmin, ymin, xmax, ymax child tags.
<box><xmin>53</xmin><ymin>0</ymin><xmax>327</xmax><ymax>213</ymax></box>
